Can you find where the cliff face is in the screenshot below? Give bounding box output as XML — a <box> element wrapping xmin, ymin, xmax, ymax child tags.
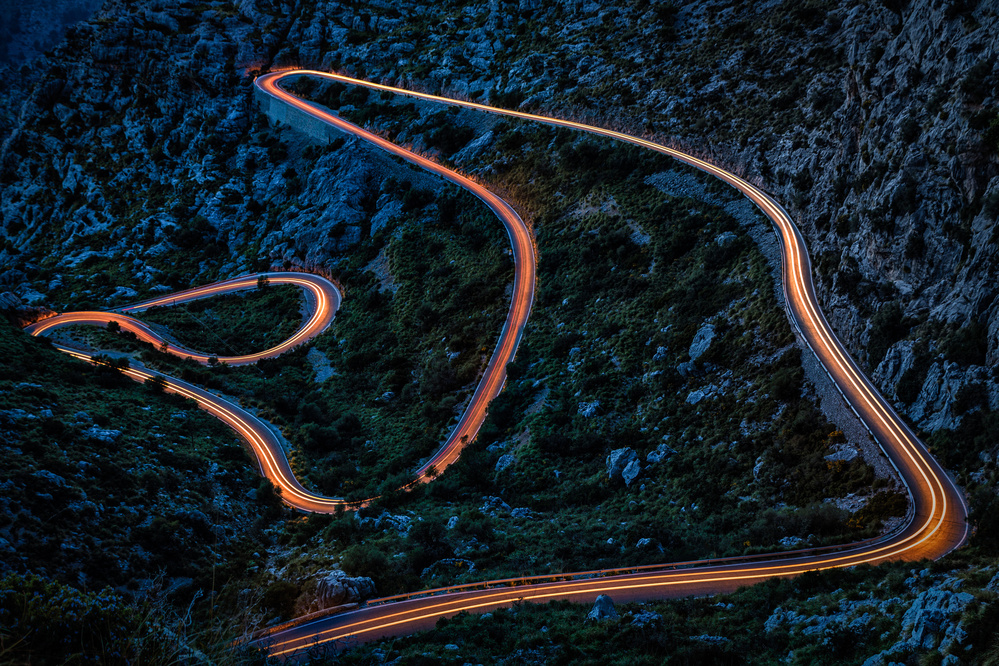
<box><xmin>1</xmin><ymin>0</ymin><xmax>996</xmax><ymax>430</ymax></box>
<box><xmin>275</xmin><ymin>0</ymin><xmax>999</xmax><ymax>435</ymax></box>
<box><xmin>725</xmin><ymin>1</ymin><xmax>999</xmax><ymax>433</ymax></box>
<box><xmin>0</xmin><ymin>0</ymin><xmax>104</xmax><ymax>65</ymax></box>
<box><xmin>691</xmin><ymin>1</ymin><xmax>999</xmax><ymax>433</ymax></box>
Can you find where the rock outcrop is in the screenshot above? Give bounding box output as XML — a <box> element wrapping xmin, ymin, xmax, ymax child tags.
<box><xmin>899</xmin><ymin>586</ymin><xmax>974</xmax><ymax>652</ymax></box>
<box><xmin>586</xmin><ymin>594</ymin><xmax>618</xmax><ymax>621</ymax></box>
<box><xmin>313</xmin><ymin>570</ymin><xmax>376</xmax><ymax>609</ymax></box>
<box><xmin>606</xmin><ymin>447</ymin><xmax>641</xmax><ymax>486</ymax></box>
<box><xmin>2</xmin><ymin>0</ymin><xmax>996</xmax><ymax>443</ymax></box>
<box><xmin>688</xmin><ymin>323</ymin><xmax>715</xmax><ymax>362</ymax></box>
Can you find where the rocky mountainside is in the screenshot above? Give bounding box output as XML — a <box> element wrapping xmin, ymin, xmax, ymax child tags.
<box><xmin>280</xmin><ymin>0</ymin><xmax>999</xmax><ymax>439</ymax></box>
<box><xmin>2</xmin><ymin>0</ymin><xmax>996</xmax><ymax>441</ymax></box>
<box><xmin>1</xmin><ymin>0</ymin><xmax>998</xmax><ymax>661</ymax></box>
<box><xmin>0</xmin><ymin>0</ymin><xmax>104</xmax><ymax>65</ymax></box>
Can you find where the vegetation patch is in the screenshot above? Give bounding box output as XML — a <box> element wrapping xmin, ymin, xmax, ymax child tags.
<box><xmin>139</xmin><ymin>282</ymin><xmax>305</xmax><ymax>356</ymax></box>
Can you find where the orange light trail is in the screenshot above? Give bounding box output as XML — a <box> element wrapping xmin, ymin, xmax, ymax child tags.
<box><xmin>28</xmin><ymin>273</ymin><xmax>338</xmax><ymax>366</ymax></box>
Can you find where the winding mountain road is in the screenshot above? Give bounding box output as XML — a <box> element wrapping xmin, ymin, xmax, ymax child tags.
<box><xmin>26</xmin><ymin>255</ymin><xmax>532</xmax><ymax>511</ymax></box>
<box><xmin>23</xmin><ymin>68</ymin><xmax>967</xmax><ymax>660</ymax></box>
<box><xmin>249</xmin><ymin>71</ymin><xmax>969</xmax><ymax>659</ymax></box>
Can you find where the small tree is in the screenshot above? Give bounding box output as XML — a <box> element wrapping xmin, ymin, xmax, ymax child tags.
<box><xmin>207</xmin><ymin>355</ymin><xmax>219</xmax><ymax>367</ymax></box>
<box><xmin>106</xmin><ymin>320</ymin><xmax>120</xmax><ymax>333</ymax></box>
<box><xmin>92</xmin><ymin>354</ymin><xmax>130</xmax><ymax>387</ymax></box>
<box><xmin>146</xmin><ymin>375</ymin><xmax>167</xmax><ymax>393</ymax></box>
<box><xmin>257</xmin><ymin>274</ymin><xmax>270</xmax><ymax>289</ymax></box>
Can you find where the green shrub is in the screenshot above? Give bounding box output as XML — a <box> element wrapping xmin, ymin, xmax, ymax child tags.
<box><xmin>849</xmin><ymin>490</ymin><xmax>908</xmax><ymax>530</ymax></box>
<box><xmin>262</xmin><ymin>581</ymin><xmax>299</xmax><ymax>618</ymax></box>
<box><xmin>341</xmin><ymin>543</ymin><xmax>391</xmax><ymax>582</ymax></box>
<box><xmin>954</xmin><ymin>382</ymin><xmax>988</xmax><ymax>414</ymax></box>
<box><xmin>0</xmin><ymin>573</ymin><xmax>151</xmax><ymax>663</ymax></box>
<box><xmin>940</xmin><ymin>321</ymin><xmax>988</xmax><ymax>366</ymax></box>
<box><xmin>896</xmin><ymin>364</ymin><xmax>927</xmax><ymax>403</ymax></box>
<box><xmin>428</xmin><ymin>122</ymin><xmax>476</xmax><ymax>154</ymax></box>
<box><xmin>867</xmin><ymin>301</ymin><xmax>911</xmax><ymax>367</ymax></box>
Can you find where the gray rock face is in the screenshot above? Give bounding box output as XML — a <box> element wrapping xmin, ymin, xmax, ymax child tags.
<box><xmin>621</xmin><ymin>459</ymin><xmax>641</xmax><ymax>486</ymax></box>
<box><xmin>824</xmin><ymin>446</ymin><xmax>859</xmax><ymax>463</ymax></box>
<box><xmin>685</xmin><ymin>382</ymin><xmax>723</xmax><ymax>405</ymax></box>
<box><xmin>453</xmin><ymin>130</ymin><xmax>495</xmax><ymax>164</ymax></box>
<box><xmin>83</xmin><ymin>426</ymin><xmax>122</xmax><ymax>443</ymax></box>
<box><xmin>606</xmin><ymin>447</ymin><xmax>641</xmax><ymax>485</ymax></box>
<box><xmin>480</xmin><ymin>496</ymin><xmax>511</xmax><ymax>515</ymax></box>
<box><xmin>355</xmin><ymin>511</ymin><xmax>413</xmax><ymax>536</ymax></box>
<box><xmin>631</xmin><ymin>610</ymin><xmax>661</xmax><ymax>627</ymax></box>
<box><xmin>715</xmin><ymin>231</ymin><xmax>737</xmax><ymax>247</ymax></box>
<box><xmin>314</xmin><ymin>570</ymin><xmax>376</xmax><ymax>609</ymax></box>
<box><xmin>688</xmin><ymin>323</ymin><xmax>715</xmax><ymax>361</ymax></box>
<box><xmin>586</xmin><ymin>594</ymin><xmax>618</xmax><ymax>621</ymax></box>
<box><xmin>685</xmin><ymin>388</ymin><xmax>709</xmax><ymax>405</ymax></box>
<box><xmin>306</xmin><ymin>348</ymin><xmax>336</xmax><ymax>383</ymax></box>
<box><xmin>986</xmin><ymin>570</ymin><xmax>999</xmax><ymax>593</ymax></box>
<box><xmin>577</xmin><ymin>400</ymin><xmax>600</xmax><ymax>417</ymax></box>
<box><xmin>275</xmin><ymin>147</ymin><xmax>376</xmax><ymax>265</ymax></box>
<box><xmin>33</xmin><ymin>470</ymin><xmax>67</xmax><ymax>487</ymax></box>
<box><xmin>495</xmin><ymin>454</ymin><xmax>515</xmax><ymax>473</ymax></box>
<box><xmin>900</xmin><ymin>587</ymin><xmax>974</xmax><ymax>651</ymax></box>
<box><xmin>875</xmin><ymin>341</ymin><xmax>997</xmax><ymax>430</ymax></box>
<box><xmin>1</xmin><ymin>0</ymin><xmax>103</xmax><ymax>66</ymax></box>
<box><xmin>0</xmin><ymin>292</ymin><xmax>20</xmax><ymax>309</ymax></box>
<box><xmin>646</xmin><ymin>440</ymin><xmax>676</xmax><ymax>464</ymax></box>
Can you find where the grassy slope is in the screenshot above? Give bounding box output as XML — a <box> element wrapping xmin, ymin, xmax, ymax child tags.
<box><xmin>139</xmin><ymin>282</ymin><xmax>304</xmax><ymax>356</ymax></box>
<box><xmin>0</xmin><ymin>317</ymin><xmax>277</xmax><ymax>590</ymax></box>
<box><xmin>0</xmin><ymin>316</ymin><xmax>284</xmax><ymax>660</ymax></box>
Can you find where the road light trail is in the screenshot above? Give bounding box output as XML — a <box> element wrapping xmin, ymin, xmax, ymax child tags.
<box><xmin>27</xmin><ymin>273</ymin><xmax>338</xmax><ymax>366</ymax></box>
<box><xmin>25</xmin><ymin>272</ymin><xmax>371</xmax><ymax>512</ymax></box>
<box><xmin>26</xmin><ymin>95</ymin><xmax>538</xmax><ymax>510</ymax></box>
<box><xmin>256</xmin><ymin>72</ymin><xmax>538</xmax><ymax>491</ymax></box>
<box><xmin>251</xmin><ymin>71</ymin><xmax>968</xmax><ymax>659</ymax></box>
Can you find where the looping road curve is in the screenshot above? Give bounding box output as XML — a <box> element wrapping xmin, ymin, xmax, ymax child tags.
<box><xmin>27</xmin><ymin>263</ymin><xmax>530</xmax><ymax>513</ymax></box>
<box><xmin>24</xmin><ymin>67</ymin><xmax>968</xmax><ymax>660</ymax></box>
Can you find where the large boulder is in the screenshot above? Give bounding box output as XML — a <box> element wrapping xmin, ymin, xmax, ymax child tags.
<box><xmin>480</xmin><ymin>496</ymin><xmax>511</xmax><ymax>515</ymax></box>
<box><xmin>607</xmin><ymin>448</ymin><xmax>641</xmax><ymax>485</ymax></box>
<box><xmin>495</xmin><ymin>454</ymin><xmax>516</xmax><ymax>473</ymax></box>
<box><xmin>688</xmin><ymin>323</ymin><xmax>716</xmax><ymax>361</ymax></box>
<box><xmin>587</xmin><ymin>594</ymin><xmax>619</xmax><ymax>621</ymax></box>
<box><xmin>314</xmin><ymin>571</ymin><xmax>376</xmax><ymax>610</ymax></box>
<box><xmin>647</xmin><ymin>440</ymin><xmax>676</xmax><ymax>464</ymax></box>
<box><xmin>0</xmin><ymin>292</ymin><xmax>20</xmax><ymax>310</ymax></box>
